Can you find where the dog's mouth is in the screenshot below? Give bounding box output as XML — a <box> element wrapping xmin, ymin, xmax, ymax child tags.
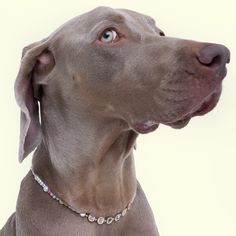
<box><xmin>133</xmin><ymin>89</ymin><xmax>221</xmax><ymax>133</ymax></box>
<box><xmin>168</xmin><ymin>89</ymin><xmax>221</xmax><ymax>129</ymax></box>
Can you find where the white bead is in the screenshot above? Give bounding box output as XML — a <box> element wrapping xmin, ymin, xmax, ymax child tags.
<box><xmin>80</xmin><ymin>213</ymin><xmax>86</xmax><ymax>218</ymax></box>
<box><xmin>115</xmin><ymin>213</ymin><xmax>121</xmax><ymax>221</ymax></box>
<box><xmin>43</xmin><ymin>186</ymin><xmax>48</xmax><ymax>192</ymax></box>
<box><xmin>106</xmin><ymin>217</ymin><xmax>114</xmax><ymax>224</ymax></box>
<box><xmin>121</xmin><ymin>208</ymin><xmax>127</xmax><ymax>216</ymax></box>
<box><xmin>97</xmin><ymin>217</ymin><xmax>105</xmax><ymax>225</ymax></box>
<box><xmin>88</xmin><ymin>215</ymin><xmax>96</xmax><ymax>222</ymax></box>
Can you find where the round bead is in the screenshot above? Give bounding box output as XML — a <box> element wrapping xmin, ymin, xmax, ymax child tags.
<box><xmin>88</xmin><ymin>215</ymin><xmax>96</xmax><ymax>222</ymax></box>
<box><xmin>43</xmin><ymin>186</ymin><xmax>49</xmax><ymax>192</ymax></box>
<box><xmin>58</xmin><ymin>200</ymin><xmax>63</xmax><ymax>205</ymax></box>
<box><xmin>115</xmin><ymin>213</ymin><xmax>122</xmax><ymax>222</ymax></box>
<box><xmin>106</xmin><ymin>217</ymin><xmax>114</xmax><ymax>225</ymax></box>
<box><xmin>80</xmin><ymin>213</ymin><xmax>87</xmax><ymax>218</ymax></box>
<box><xmin>121</xmin><ymin>208</ymin><xmax>127</xmax><ymax>216</ymax></box>
<box><xmin>97</xmin><ymin>217</ymin><xmax>105</xmax><ymax>225</ymax></box>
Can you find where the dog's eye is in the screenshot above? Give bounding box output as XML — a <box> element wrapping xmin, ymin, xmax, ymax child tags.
<box><xmin>100</xmin><ymin>29</ymin><xmax>119</xmax><ymax>43</ymax></box>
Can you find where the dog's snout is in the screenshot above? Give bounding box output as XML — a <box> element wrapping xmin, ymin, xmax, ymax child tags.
<box><xmin>196</xmin><ymin>44</ymin><xmax>230</xmax><ymax>77</ymax></box>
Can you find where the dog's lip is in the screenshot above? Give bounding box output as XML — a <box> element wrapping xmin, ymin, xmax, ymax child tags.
<box><xmin>133</xmin><ymin>121</ymin><xmax>159</xmax><ymax>134</ymax></box>
<box><xmin>192</xmin><ymin>92</ymin><xmax>219</xmax><ymax>116</ymax></box>
<box><xmin>168</xmin><ymin>91</ymin><xmax>220</xmax><ymax>128</ymax></box>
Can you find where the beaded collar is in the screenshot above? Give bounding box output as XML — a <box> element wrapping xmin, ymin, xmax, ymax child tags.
<box><xmin>31</xmin><ymin>169</ymin><xmax>135</xmax><ymax>225</ymax></box>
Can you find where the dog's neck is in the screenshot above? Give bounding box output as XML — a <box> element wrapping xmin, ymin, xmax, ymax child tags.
<box><xmin>32</xmin><ymin>105</ymin><xmax>138</xmax><ymax>216</ymax></box>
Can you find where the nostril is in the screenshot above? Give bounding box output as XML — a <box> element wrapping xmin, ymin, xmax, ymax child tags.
<box><xmin>227</xmin><ymin>53</ymin><xmax>231</xmax><ymax>64</ymax></box>
<box><xmin>205</xmin><ymin>55</ymin><xmax>222</xmax><ymax>69</ymax></box>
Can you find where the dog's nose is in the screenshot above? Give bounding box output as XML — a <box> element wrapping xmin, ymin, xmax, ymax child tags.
<box><xmin>196</xmin><ymin>44</ymin><xmax>230</xmax><ymax>78</ymax></box>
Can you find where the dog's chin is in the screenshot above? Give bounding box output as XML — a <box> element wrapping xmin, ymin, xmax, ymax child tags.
<box><xmin>133</xmin><ymin>121</ymin><xmax>159</xmax><ymax>134</ymax></box>
<box><xmin>167</xmin><ymin>90</ymin><xmax>221</xmax><ymax>129</ymax></box>
<box><xmin>168</xmin><ymin>117</ymin><xmax>191</xmax><ymax>129</ymax></box>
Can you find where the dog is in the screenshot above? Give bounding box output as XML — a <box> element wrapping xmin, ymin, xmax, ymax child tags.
<box><xmin>0</xmin><ymin>6</ymin><xmax>230</xmax><ymax>236</ymax></box>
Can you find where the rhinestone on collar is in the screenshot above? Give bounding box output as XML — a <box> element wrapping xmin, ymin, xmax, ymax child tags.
<box><xmin>31</xmin><ymin>169</ymin><xmax>135</xmax><ymax>225</ymax></box>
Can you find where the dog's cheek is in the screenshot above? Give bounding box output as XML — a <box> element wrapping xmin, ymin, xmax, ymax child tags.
<box><xmin>77</xmin><ymin>45</ymin><xmax>125</xmax><ymax>83</ymax></box>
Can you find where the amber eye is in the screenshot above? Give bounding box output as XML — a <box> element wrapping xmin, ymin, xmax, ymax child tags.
<box><xmin>100</xmin><ymin>29</ymin><xmax>119</xmax><ymax>43</ymax></box>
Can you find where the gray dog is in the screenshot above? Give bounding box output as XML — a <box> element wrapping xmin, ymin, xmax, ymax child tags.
<box><xmin>1</xmin><ymin>6</ymin><xmax>230</xmax><ymax>236</ymax></box>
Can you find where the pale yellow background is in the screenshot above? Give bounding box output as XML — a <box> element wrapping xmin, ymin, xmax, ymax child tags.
<box><xmin>0</xmin><ymin>0</ymin><xmax>235</xmax><ymax>235</ymax></box>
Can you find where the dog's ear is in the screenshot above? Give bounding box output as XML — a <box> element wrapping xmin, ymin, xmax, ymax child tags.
<box><xmin>14</xmin><ymin>38</ymin><xmax>55</xmax><ymax>162</ymax></box>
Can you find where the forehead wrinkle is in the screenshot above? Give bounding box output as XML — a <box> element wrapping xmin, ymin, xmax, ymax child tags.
<box><xmin>104</xmin><ymin>13</ymin><xmax>125</xmax><ymax>24</ymax></box>
<box><xmin>117</xmin><ymin>9</ymin><xmax>158</xmax><ymax>34</ymax></box>
<box><xmin>82</xmin><ymin>13</ymin><xmax>126</xmax><ymax>36</ymax></box>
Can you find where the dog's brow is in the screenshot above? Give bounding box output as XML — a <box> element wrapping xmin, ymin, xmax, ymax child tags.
<box><xmin>104</xmin><ymin>13</ymin><xmax>125</xmax><ymax>24</ymax></box>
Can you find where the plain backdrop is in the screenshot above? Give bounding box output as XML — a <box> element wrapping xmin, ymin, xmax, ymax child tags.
<box><xmin>0</xmin><ymin>1</ymin><xmax>235</xmax><ymax>236</ymax></box>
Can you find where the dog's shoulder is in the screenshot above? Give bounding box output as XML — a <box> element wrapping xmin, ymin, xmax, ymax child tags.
<box><xmin>0</xmin><ymin>213</ymin><xmax>16</xmax><ymax>236</ymax></box>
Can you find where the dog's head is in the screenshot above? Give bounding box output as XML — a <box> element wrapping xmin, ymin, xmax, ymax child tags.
<box><xmin>15</xmin><ymin>7</ymin><xmax>230</xmax><ymax>161</ymax></box>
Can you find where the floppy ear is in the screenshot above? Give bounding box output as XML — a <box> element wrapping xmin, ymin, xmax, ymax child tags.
<box><xmin>14</xmin><ymin>38</ymin><xmax>55</xmax><ymax>162</ymax></box>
